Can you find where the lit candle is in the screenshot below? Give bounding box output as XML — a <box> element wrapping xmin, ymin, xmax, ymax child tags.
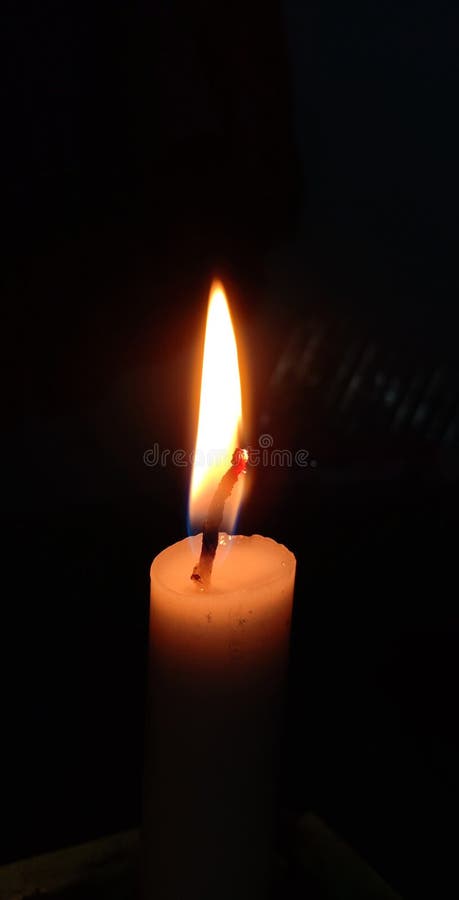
<box><xmin>142</xmin><ymin>282</ymin><xmax>296</xmax><ymax>900</ymax></box>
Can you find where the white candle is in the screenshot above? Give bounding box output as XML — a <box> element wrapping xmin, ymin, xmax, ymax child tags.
<box><xmin>143</xmin><ymin>532</ymin><xmax>296</xmax><ymax>900</ymax></box>
<box><xmin>142</xmin><ymin>281</ymin><xmax>297</xmax><ymax>899</ymax></box>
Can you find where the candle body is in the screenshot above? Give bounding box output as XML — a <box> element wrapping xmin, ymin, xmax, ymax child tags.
<box><xmin>143</xmin><ymin>533</ymin><xmax>296</xmax><ymax>900</ymax></box>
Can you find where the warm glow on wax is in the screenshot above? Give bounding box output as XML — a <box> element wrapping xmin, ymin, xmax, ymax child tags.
<box><xmin>189</xmin><ymin>281</ymin><xmax>243</xmax><ymax>532</ymax></box>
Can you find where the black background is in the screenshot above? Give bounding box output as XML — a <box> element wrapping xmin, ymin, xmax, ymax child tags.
<box><xmin>3</xmin><ymin>3</ymin><xmax>459</xmax><ymax>898</ymax></box>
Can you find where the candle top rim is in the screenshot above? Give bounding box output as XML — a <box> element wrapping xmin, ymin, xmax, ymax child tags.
<box><xmin>151</xmin><ymin>532</ymin><xmax>296</xmax><ymax>599</ymax></box>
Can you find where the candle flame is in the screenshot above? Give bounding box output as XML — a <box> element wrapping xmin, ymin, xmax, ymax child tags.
<box><xmin>189</xmin><ymin>281</ymin><xmax>244</xmax><ymax>533</ymax></box>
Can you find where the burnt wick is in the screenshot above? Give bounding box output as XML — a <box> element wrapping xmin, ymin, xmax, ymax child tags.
<box><xmin>191</xmin><ymin>448</ymin><xmax>248</xmax><ymax>587</ymax></box>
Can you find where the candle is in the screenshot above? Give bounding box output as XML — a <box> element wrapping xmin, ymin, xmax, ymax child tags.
<box><xmin>143</xmin><ymin>283</ymin><xmax>296</xmax><ymax>900</ymax></box>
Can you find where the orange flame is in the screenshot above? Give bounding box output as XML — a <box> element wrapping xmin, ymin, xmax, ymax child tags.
<box><xmin>189</xmin><ymin>281</ymin><xmax>244</xmax><ymax>533</ymax></box>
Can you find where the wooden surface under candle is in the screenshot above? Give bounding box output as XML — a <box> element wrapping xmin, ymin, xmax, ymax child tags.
<box><xmin>0</xmin><ymin>818</ymin><xmax>402</xmax><ymax>900</ymax></box>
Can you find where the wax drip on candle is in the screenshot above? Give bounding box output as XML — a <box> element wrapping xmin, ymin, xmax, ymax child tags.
<box><xmin>191</xmin><ymin>448</ymin><xmax>248</xmax><ymax>587</ymax></box>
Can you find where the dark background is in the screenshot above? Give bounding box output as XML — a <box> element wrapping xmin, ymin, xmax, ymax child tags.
<box><xmin>3</xmin><ymin>3</ymin><xmax>459</xmax><ymax>898</ymax></box>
